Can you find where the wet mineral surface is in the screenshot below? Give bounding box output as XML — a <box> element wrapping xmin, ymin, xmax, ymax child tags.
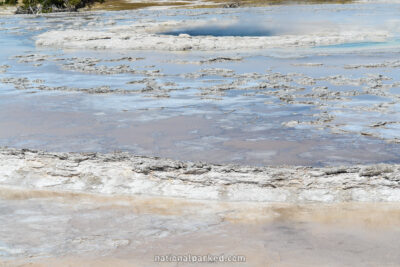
<box><xmin>2</xmin><ymin>4</ymin><xmax>400</xmax><ymax>166</ymax></box>
<box><xmin>1</xmin><ymin>1</ymin><xmax>400</xmax><ymax>266</ymax></box>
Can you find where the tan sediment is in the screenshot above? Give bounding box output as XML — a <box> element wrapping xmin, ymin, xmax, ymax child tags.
<box><xmin>1</xmin><ymin>160</ymin><xmax>399</xmax><ymax>266</ymax></box>
<box><xmin>0</xmin><ymin>0</ymin><xmax>357</xmax><ymax>14</ymax></box>
<box><xmin>1</xmin><ymin>188</ymin><xmax>400</xmax><ymax>267</ymax></box>
<box><xmin>88</xmin><ymin>0</ymin><xmax>355</xmax><ymax>12</ymax></box>
<box><xmin>87</xmin><ymin>1</ymin><xmax>191</xmax><ymax>11</ymax></box>
<box><xmin>203</xmin><ymin>0</ymin><xmax>354</xmax><ymax>8</ymax></box>
<box><xmin>0</xmin><ymin>5</ymin><xmax>16</xmax><ymax>15</ymax></box>
<box><xmin>1</xmin><ymin>185</ymin><xmax>400</xmax><ymax>229</ymax></box>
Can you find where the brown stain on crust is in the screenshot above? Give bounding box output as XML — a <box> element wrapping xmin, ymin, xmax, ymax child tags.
<box><xmin>88</xmin><ymin>0</ymin><xmax>190</xmax><ymax>11</ymax></box>
<box><xmin>89</xmin><ymin>0</ymin><xmax>355</xmax><ymax>11</ymax></box>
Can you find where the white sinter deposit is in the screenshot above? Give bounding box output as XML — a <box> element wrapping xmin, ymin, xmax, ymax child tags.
<box><xmin>1</xmin><ymin>148</ymin><xmax>399</xmax><ymax>203</ymax></box>
<box><xmin>35</xmin><ymin>18</ymin><xmax>391</xmax><ymax>51</ymax></box>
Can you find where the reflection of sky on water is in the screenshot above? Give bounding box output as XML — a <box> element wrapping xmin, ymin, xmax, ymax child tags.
<box><xmin>1</xmin><ymin>4</ymin><xmax>400</xmax><ymax>166</ymax></box>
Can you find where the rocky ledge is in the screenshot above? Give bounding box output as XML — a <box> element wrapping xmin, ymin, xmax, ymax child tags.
<box><xmin>0</xmin><ymin>147</ymin><xmax>399</xmax><ymax>202</ymax></box>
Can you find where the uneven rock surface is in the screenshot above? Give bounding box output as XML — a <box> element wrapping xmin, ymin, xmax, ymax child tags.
<box><xmin>33</xmin><ymin>6</ymin><xmax>392</xmax><ymax>51</ymax></box>
<box><xmin>1</xmin><ymin>147</ymin><xmax>399</xmax><ymax>202</ymax></box>
<box><xmin>36</xmin><ymin>26</ymin><xmax>389</xmax><ymax>51</ymax></box>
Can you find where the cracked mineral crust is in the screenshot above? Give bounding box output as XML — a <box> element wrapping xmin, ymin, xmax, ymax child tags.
<box><xmin>0</xmin><ymin>147</ymin><xmax>399</xmax><ymax>203</ymax></box>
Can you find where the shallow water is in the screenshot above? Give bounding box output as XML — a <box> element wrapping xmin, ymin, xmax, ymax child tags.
<box><xmin>2</xmin><ymin>3</ymin><xmax>400</xmax><ymax>265</ymax></box>
<box><xmin>160</xmin><ymin>22</ymin><xmax>276</xmax><ymax>36</ymax></box>
<box><xmin>1</xmin><ymin>4</ymin><xmax>400</xmax><ymax>166</ymax></box>
<box><xmin>1</xmin><ymin>190</ymin><xmax>400</xmax><ymax>265</ymax></box>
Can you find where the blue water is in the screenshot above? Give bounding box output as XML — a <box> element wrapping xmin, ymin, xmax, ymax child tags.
<box><xmin>161</xmin><ymin>24</ymin><xmax>275</xmax><ymax>37</ymax></box>
<box><xmin>317</xmin><ymin>41</ymin><xmax>388</xmax><ymax>49</ymax></box>
<box><xmin>2</xmin><ymin>4</ymin><xmax>400</xmax><ymax>166</ymax></box>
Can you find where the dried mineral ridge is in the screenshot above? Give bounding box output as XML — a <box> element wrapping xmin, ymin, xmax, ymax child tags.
<box><xmin>0</xmin><ymin>147</ymin><xmax>399</xmax><ymax>202</ymax></box>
